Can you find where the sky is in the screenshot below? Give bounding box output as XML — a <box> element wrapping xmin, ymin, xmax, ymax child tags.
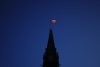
<box><xmin>1</xmin><ymin>0</ymin><xmax>100</xmax><ymax>67</ymax></box>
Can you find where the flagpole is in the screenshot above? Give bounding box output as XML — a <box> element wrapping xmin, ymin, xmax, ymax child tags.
<box><xmin>49</xmin><ymin>20</ymin><xmax>52</xmax><ymax>30</ymax></box>
<box><xmin>49</xmin><ymin>19</ymin><xmax>57</xmax><ymax>30</ymax></box>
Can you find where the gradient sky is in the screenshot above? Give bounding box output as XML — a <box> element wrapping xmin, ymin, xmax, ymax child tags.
<box><xmin>1</xmin><ymin>0</ymin><xmax>100</xmax><ymax>67</ymax></box>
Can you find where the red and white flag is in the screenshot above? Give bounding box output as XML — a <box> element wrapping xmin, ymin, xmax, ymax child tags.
<box><xmin>50</xmin><ymin>19</ymin><xmax>57</xmax><ymax>23</ymax></box>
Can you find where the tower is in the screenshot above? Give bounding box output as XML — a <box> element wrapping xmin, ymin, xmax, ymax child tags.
<box><xmin>42</xmin><ymin>29</ymin><xmax>59</xmax><ymax>67</ymax></box>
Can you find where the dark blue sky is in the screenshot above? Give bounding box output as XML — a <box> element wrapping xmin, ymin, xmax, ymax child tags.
<box><xmin>1</xmin><ymin>0</ymin><xmax>100</xmax><ymax>67</ymax></box>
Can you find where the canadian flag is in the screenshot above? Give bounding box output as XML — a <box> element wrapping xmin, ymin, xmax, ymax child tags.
<box><xmin>50</xmin><ymin>19</ymin><xmax>57</xmax><ymax>23</ymax></box>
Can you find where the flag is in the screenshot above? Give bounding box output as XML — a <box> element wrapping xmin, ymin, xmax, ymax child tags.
<box><xmin>50</xmin><ymin>19</ymin><xmax>57</xmax><ymax>23</ymax></box>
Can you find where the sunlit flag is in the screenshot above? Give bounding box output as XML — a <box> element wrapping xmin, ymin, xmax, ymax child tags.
<box><xmin>50</xmin><ymin>19</ymin><xmax>57</xmax><ymax>23</ymax></box>
<box><xmin>49</xmin><ymin>19</ymin><xmax>57</xmax><ymax>28</ymax></box>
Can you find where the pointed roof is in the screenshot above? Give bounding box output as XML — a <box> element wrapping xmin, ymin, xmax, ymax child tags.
<box><xmin>47</xmin><ymin>29</ymin><xmax>55</xmax><ymax>49</ymax></box>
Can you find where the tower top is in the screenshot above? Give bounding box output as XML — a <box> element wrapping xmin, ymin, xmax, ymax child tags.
<box><xmin>47</xmin><ymin>29</ymin><xmax>55</xmax><ymax>49</ymax></box>
<box><xmin>42</xmin><ymin>28</ymin><xmax>59</xmax><ymax>67</ymax></box>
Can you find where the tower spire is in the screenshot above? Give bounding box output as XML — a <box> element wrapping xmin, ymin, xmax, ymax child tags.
<box><xmin>47</xmin><ymin>29</ymin><xmax>55</xmax><ymax>49</ymax></box>
<box><xmin>42</xmin><ymin>28</ymin><xmax>59</xmax><ymax>67</ymax></box>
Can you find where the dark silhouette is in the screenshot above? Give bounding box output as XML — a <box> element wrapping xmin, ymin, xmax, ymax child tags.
<box><xmin>42</xmin><ymin>29</ymin><xmax>60</xmax><ymax>67</ymax></box>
